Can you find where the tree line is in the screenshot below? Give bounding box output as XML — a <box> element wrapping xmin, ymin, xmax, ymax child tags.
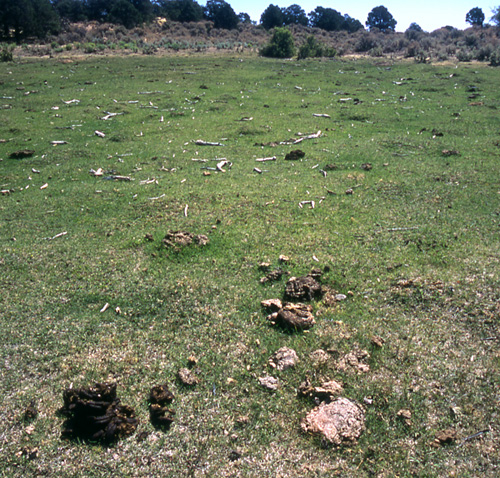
<box><xmin>0</xmin><ymin>0</ymin><xmax>499</xmax><ymax>42</ymax></box>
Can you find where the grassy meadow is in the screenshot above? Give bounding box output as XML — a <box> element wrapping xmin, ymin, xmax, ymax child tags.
<box><xmin>0</xmin><ymin>53</ymin><xmax>499</xmax><ymax>476</ymax></box>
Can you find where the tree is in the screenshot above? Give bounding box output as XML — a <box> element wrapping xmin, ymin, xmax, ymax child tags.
<box><xmin>109</xmin><ymin>0</ymin><xmax>141</xmax><ymax>28</ymax></box>
<box><xmin>366</xmin><ymin>5</ymin><xmax>397</xmax><ymax>32</ymax></box>
<box><xmin>159</xmin><ymin>0</ymin><xmax>204</xmax><ymax>23</ymax></box>
<box><xmin>342</xmin><ymin>14</ymin><xmax>363</xmax><ymax>32</ymax></box>
<box><xmin>238</xmin><ymin>12</ymin><xmax>253</xmax><ymax>24</ymax></box>
<box><xmin>466</xmin><ymin>7</ymin><xmax>485</xmax><ymax>27</ymax></box>
<box><xmin>53</xmin><ymin>0</ymin><xmax>89</xmax><ymax>22</ymax></box>
<box><xmin>308</xmin><ymin>7</ymin><xmax>343</xmax><ymax>31</ymax></box>
<box><xmin>204</xmin><ymin>0</ymin><xmax>239</xmax><ymax>29</ymax></box>
<box><xmin>407</xmin><ymin>22</ymin><xmax>423</xmax><ymax>32</ymax></box>
<box><xmin>283</xmin><ymin>4</ymin><xmax>308</xmax><ymax>26</ymax></box>
<box><xmin>0</xmin><ymin>0</ymin><xmax>60</xmax><ymax>41</ymax></box>
<box><xmin>260</xmin><ymin>26</ymin><xmax>295</xmax><ymax>58</ymax></box>
<box><xmin>260</xmin><ymin>4</ymin><xmax>283</xmax><ymax>30</ymax></box>
<box><xmin>492</xmin><ymin>6</ymin><xmax>500</xmax><ymax>26</ymax></box>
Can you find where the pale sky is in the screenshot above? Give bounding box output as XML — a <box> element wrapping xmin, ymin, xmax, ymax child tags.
<box><xmin>218</xmin><ymin>1</ymin><xmax>498</xmax><ymax>32</ymax></box>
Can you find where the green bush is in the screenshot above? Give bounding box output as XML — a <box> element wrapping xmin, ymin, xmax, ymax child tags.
<box><xmin>0</xmin><ymin>44</ymin><xmax>14</xmax><ymax>62</ymax></box>
<box><xmin>297</xmin><ymin>35</ymin><xmax>336</xmax><ymax>59</ymax></box>
<box><xmin>260</xmin><ymin>27</ymin><xmax>296</xmax><ymax>58</ymax></box>
<box><xmin>490</xmin><ymin>48</ymin><xmax>500</xmax><ymax>66</ymax></box>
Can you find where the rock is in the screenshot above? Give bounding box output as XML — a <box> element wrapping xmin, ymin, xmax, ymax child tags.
<box><xmin>258</xmin><ymin>375</ymin><xmax>279</xmax><ymax>391</ymax></box>
<box><xmin>301</xmin><ymin>398</ymin><xmax>365</xmax><ymax>445</ymax></box>
<box><xmin>284</xmin><ymin>149</ymin><xmax>305</xmax><ymax>161</ymax></box>
<box><xmin>269</xmin><ymin>347</ymin><xmax>298</xmax><ymax>371</ymax></box>
<box><xmin>268</xmin><ymin>302</ymin><xmax>315</xmax><ymax>331</ymax></box>
<box><xmin>178</xmin><ymin>368</ymin><xmax>200</xmax><ymax>386</ymax></box>
<box><xmin>285</xmin><ymin>275</ymin><xmax>322</xmax><ymax>301</ymax></box>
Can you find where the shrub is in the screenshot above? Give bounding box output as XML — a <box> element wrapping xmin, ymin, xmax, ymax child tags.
<box><xmin>297</xmin><ymin>35</ymin><xmax>335</xmax><ymax>59</ymax></box>
<box><xmin>355</xmin><ymin>33</ymin><xmax>377</xmax><ymax>52</ymax></box>
<box><xmin>456</xmin><ymin>49</ymin><xmax>473</xmax><ymax>62</ymax></box>
<box><xmin>260</xmin><ymin>27</ymin><xmax>296</xmax><ymax>58</ymax></box>
<box><xmin>1</xmin><ymin>44</ymin><xmax>14</xmax><ymax>62</ymax></box>
<box><xmin>490</xmin><ymin>48</ymin><xmax>500</xmax><ymax>66</ymax></box>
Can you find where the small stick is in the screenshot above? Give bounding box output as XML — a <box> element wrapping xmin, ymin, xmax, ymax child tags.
<box><xmin>184</xmin><ymin>204</ymin><xmax>189</xmax><ymax>217</ymax></box>
<box><xmin>459</xmin><ymin>429</ymin><xmax>489</xmax><ymax>446</ymax></box>
<box><xmin>100</xmin><ymin>303</ymin><xmax>109</xmax><ymax>313</ymax></box>
<box><xmin>148</xmin><ymin>194</ymin><xmax>165</xmax><ymax>200</ymax></box>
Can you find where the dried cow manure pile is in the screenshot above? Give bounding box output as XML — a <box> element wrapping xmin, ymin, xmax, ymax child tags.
<box><xmin>162</xmin><ymin>231</ymin><xmax>209</xmax><ymax>250</ymax></box>
<box><xmin>284</xmin><ymin>149</ymin><xmax>306</xmax><ymax>161</ymax></box>
<box><xmin>301</xmin><ymin>397</ymin><xmax>365</xmax><ymax>446</ymax></box>
<box><xmin>285</xmin><ymin>271</ymin><xmax>323</xmax><ymax>301</ymax></box>
<box><xmin>9</xmin><ymin>149</ymin><xmax>35</xmax><ymax>159</ymax></box>
<box><xmin>148</xmin><ymin>385</ymin><xmax>175</xmax><ymax>429</ymax></box>
<box><xmin>61</xmin><ymin>383</ymin><xmax>138</xmax><ymax>443</ymax></box>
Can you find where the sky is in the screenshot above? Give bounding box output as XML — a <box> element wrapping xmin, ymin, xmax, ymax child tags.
<box><xmin>218</xmin><ymin>1</ymin><xmax>499</xmax><ymax>32</ymax></box>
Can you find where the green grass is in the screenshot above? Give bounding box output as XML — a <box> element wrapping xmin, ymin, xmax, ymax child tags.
<box><xmin>1</xmin><ymin>54</ymin><xmax>499</xmax><ymax>477</ymax></box>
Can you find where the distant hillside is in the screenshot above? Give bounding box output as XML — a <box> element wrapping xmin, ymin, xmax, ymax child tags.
<box><xmin>6</xmin><ymin>19</ymin><xmax>500</xmax><ymax>65</ymax></box>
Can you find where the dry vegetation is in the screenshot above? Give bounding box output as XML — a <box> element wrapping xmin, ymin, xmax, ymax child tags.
<box><xmin>9</xmin><ymin>19</ymin><xmax>500</xmax><ymax>64</ymax></box>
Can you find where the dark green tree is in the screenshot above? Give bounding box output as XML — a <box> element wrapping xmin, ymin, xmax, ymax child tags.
<box><xmin>366</xmin><ymin>5</ymin><xmax>397</xmax><ymax>32</ymax></box>
<box><xmin>308</xmin><ymin>7</ymin><xmax>343</xmax><ymax>31</ymax></box>
<box><xmin>283</xmin><ymin>4</ymin><xmax>308</xmax><ymax>26</ymax></box>
<box><xmin>466</xmin><ymin>7</ymin><xmax>485</xmax><ymax>27</ymax></box>
<box><xmin>0</xmin><ymin>0</ymin><xmax>60</xmax><ymax>41</ymax></box>
<box><xmin>407</xmin><ymin>22</ymin><xmax>423</xmax><ymax>32</ymax></box>
<box><xmin>238</xmin><ymin>12</ymin><xmax>253</xmax><ymax>24</ymax></box>
<box><xmin>109</xmin><ymin>0</ymin><xmax>140</xmax><ymax>28</ymax></box>
<box><xmin>260</xmin><ymin>26</ymin><xmax>295</xmax><ymax>58</ymax></box>
<box><xmin>204</xmin><ymin>0</ymin><xmax>239</xmax><ymax>29</ymax></box>
<box><xmin>342</xmin><ymin>14</ymin><xmax>363</xmax><ymax>32</ymax></box>
<box><xmin>53</xmin><ymin>0</ymin><xmax>88</xmax><ymax>22</ymax></box>
<box><xmin>492</xmin><ymin>6</ymin><xmax>500</xmax><ymax>26</ymax></box>
<box><xmin>260</xmin><ymin>4</ymin><xmax>283</xmax><ymax>30</ymax></box>
<box><xmin>159</xmin><ymin>0</ymin><xmax>204</xmax><ymax>22</ymax></box>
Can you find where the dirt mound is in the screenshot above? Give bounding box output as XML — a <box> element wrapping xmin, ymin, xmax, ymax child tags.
<box><xmin>61</xmin><ymin>383</ymin><xmax>138</xmax><ymax>443</ymax></box>
<box><xmin>269</xmin><ymin>347</ymin><xmax>299</xmax><ymax>371</ymax></box>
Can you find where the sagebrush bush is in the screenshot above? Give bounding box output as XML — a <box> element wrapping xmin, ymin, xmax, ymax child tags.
<box><xmin>1</xmin><ymin>44</ymin><xmax>14</xmax><ymax>62</ymax></box>
<box><xmin>297</xmin><ymin>35</ymin><xmax>335</xmax><ymax>59</ymax></box>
